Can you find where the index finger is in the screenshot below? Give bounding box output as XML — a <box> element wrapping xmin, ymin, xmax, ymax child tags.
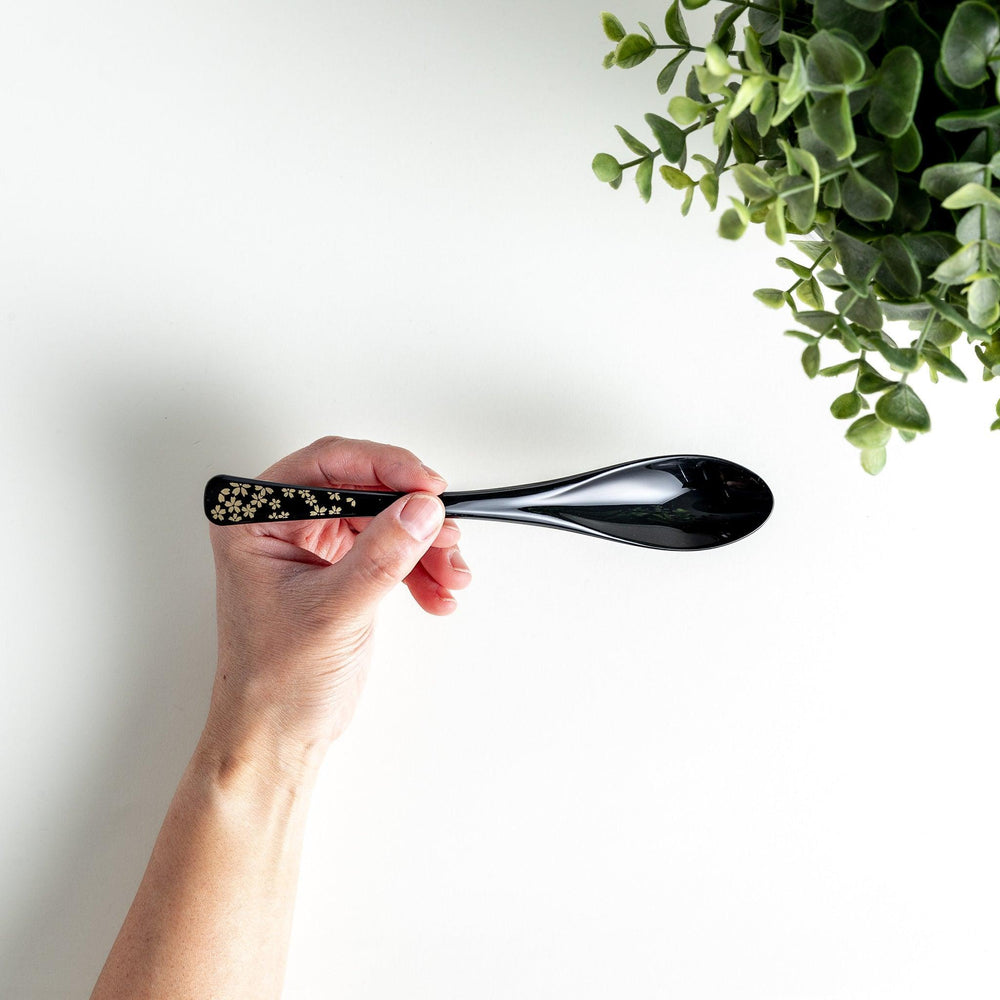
<box><xmin>259</xmin><ymin>435</ymin><xmax>448</xmax><ymax>494</ymax></box>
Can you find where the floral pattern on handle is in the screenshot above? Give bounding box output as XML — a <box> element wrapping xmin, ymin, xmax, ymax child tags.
<box><xmin>209</xmin><ymin>481</ymin><xmax>357</xmax><ymax>523</ymax></box>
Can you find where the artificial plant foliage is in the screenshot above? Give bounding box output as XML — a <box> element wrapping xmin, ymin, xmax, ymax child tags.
<box><xmin>593</xmin><ymin>0</ymin><xmax>1000</xmax><ymax>473</ymax></box>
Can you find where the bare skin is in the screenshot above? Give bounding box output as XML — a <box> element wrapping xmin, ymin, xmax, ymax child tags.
<box><xmin>90</xmin><ymin>436</ymin><xmax>472</xmax><ymax>999</ymax></box>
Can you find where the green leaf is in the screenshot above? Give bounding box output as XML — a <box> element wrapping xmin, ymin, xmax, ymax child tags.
<box><xmin>796</xmin><ymin>275</ymin><xmax>824</xmax><ymax>309</ymax></box>
<box><xmin>977</xmin><ymin>340</ymin><xmax>1000</xmax><ymax>376</ymax></box>
<box><xmin>956</xmin><ymin>205</ymin><xmax>1000</xmax><ymax>244</ymax></box>
<box><xmin>753</xmin><ymin>287</ymin><xmax>786</xmax><ymax>308</ymax></box>
<box><xmin>930</xmin><ymin>243</ymin><xmax>982</xmax><ymax>285</ymax></box>
<box><xmin>904</xmin><ymin>233</ymin><xmax>960</xmax><ymax>280</ymax></box>
<box><xmin>732</xmin><ymin>163</ymin><xmax>776</xmax><ymax>202</ymax></box>
<box><xmin>775</xmin><ymin>41</ymin><xmax>808</xmax><ymax>120</ymax></box>
<box><xmin>921</xmin><ymin>162</ymin><xmax>989</xmax><ymax>201</ymax></box>
<box><xmin>874</xmin><ymin>235</ymin><xmax>922</xmax><ymax>299</ymax></box>
<box><xmin>968</xmin><ymin>276</ymin><xmax>1000</xmax><ymax>328</ymax></box>
<box><xmin>744</xmin><ymin>26</ymin><xmax>765</xmax><ymax>74</ymax></box>
<box><xmin>644</xmin><ymin>114</ymin><xmax>685</xmax><ymax>163</ymax></box>
<box><xmin>941</xmin><ymin>182</ymin><xmax>1000</xmax><ymax>212</ymax></box>
<box><xmin>699</xmin><ymin>172</ymin><xmax>719</xmax><ymax>210</ymax></box>
<box><xmin>941</xmin><ymin>1</ymin><xmax>1000</xmax><ymax>88</ymax></box>
<box><xmin>660</xmin><ymin>164</ymin><xmax>694</xmax><ymax>189</ymax></box>
<box><xmin>728</xmin><ymin>76</ymin><xmax>767</xmax><ymax>124</ymax></box>
<box><xmin>878</xmin><ymin>343</ymin><xmax>920</xmax><ymax>372</ymax></box>
<box><xmin>785</xmin><ymin>329</ymin><xmax>818</xmax><ymax>344</ymax></box>
<box><xmin>752</xmin><ymin>82</ymin><xmax>775</xmax><ymax>136</ymax></box>
<box><xmin>704</xmin><ymin>42</ymin><xmax>732</xmax><ymax>78</ymax></box>
<box><xmin>925</xmin><ymin>293</ymin><xmax>992</xmax><ymax>341</ymax></box>
<box><xmin>831</xmin><ymin>391</ymin><xmax>863</xmax><ymax>419</ymax></box>
<box><xmin>837</xmin><ymin>320</ymin><xmax>861</xmax><ymax>353</ymax></box>
<box><xmin>748</xmin><ymin>0</ymin><xmax>783</xmax><ymax>46</ymax></box>
<box><xmin>836</xmin><ymin>288</ymin><xmax>883</xmax><ymax>330</ymax></box>
<box><xmin>788</xmin><ymin>146</ymin><xmax>821</xmax><ymax>204</ymax></box>
<box><xmin>821</xmin><ymin>359</ymin><xmax>861</xmax><ymax>377</ymax></box>
<box><xmin>831</xmin><ymin>231</ymin><xmax>881</xmax><ymax>291</ymax></box>
<box><xmin>806</xmin><ymin>30</ymin><xmax>866</xmax><ymax>84</ymax></box>
<box><xmin>793</xmin><ymin>240</ymin><xmax>833</xmax><ymax>264</ymax></box>
<box><xmin>842</xmin><ymin>168</ymin><xmax>895</xmax><ymax>222</ymax></box>
<box><xmin>777</xmin><ymin>257</ymin><xmax>813</xmax><ymax>280</ymax></box>
<box><xmin>657</xmin><ymin>52</ymin><xmax>688</xmax><ymax>95</ymax></box>
<box><xmin>857</xmin><ymin>361</ymin><xmax>897</xmax><ymax>394</ymax></box>
<box><xmin>920</xmin><ymin>344</ymin><xmax>968</xmax><ymax>382</ymax></box>
<box><xmin>614</xmin><ymin>125</ymin><xmax>652</xmax><ymax>157</ymax></box>
<box><xmin>592</xmin><ymin>154</ymin><xmax>622</xmax><ymax>183</ymax></box>
<box><xmin>823</xmin><ymin>175</ymin><xmax>843</xmax><ymax>209</ymax></box>
<box><xmin>636</xmin><ymin>157</ymin><xmax>653</xmax><ymax>202</ymax></box>
<box><xmin>797</xmin><ymin>310</ymin><xmax>839</xmax><ymax>334</ymax></box>
<box><xmin>868</xmin><ymin>47</ymin><xmax>922</xmax><ymax>138</ymax></box>
<box><xmin>936</xmin><ymin>107</ymin><xmax>1000</xmax><ymax>133</ymax></box>
<box><xmin>712</xmin><ymin>3</ymin><xmax>744</xmax><ymax>48</ymax></box>
<box><xmin>731</xmin><ymin>76</ymin><xmax>766</xmax><ymax>118</ymax></box>
<box><xmin>765</xmin><ymin>200</ymin><xmax>787</xmax><ymax>244</ymax></box>
<box><xmin>778</xmin><ymin>174</ymin><xmax>818</xmax><ymax>232</ymax></box>
<box><xmin>881</xmin><ymin>300</ymin><xmax>930</xmax><ymax>320</ymax></box>
<box><xmin>615</xmin><ymin>33</ymin><xmax>655</xmax><ymax>69</ymax></box>
<box><xmin>813</xmin><ymin>0</ymin><xmax>884</xmax><ymax>49</ymax></box>
<box><xmin>719</xmin><ymin>206</ymin><xmax>748</xmax><ymax>239</ymax></box>
<box><xmin>664</xmin><ymin>1</ymin><xmax>691</xmax><ymax>46</ymax></box>
<box><xmin>860</xmin><ymin>447</ymin><xmax>887</xmax><ymax>475</ymax></box>
<box><xmin>889</xmin><ymin>123</ymin><xmax>922</xmax><ymax>173</ymax></box>
<box><xmin>681</xmin><ymin>0</ymin><xmax>711</xmax><ymax>7</ymax></box>
<box><xmin>846</xmin><ymin>0</ymin><xmax>897</xmax><ymax>10</ymax></box>
<box><xmin>818</xmin><ymin>268</ymin><xmax>849</xmax><ymax>289</ymax></box>
<box><xmin>809</xmin><ymin>92</ymin><xmax>856</xmax><ymax>159</ymax></box>
<box><xmin>601</xmin><ymin>12</ymin><xmax>627</xmax><ymax>42</ymax></box>
<box><xmin>875</xmin><ymin>383</ymin><xmax>930</xmax><ymax>432</ymax></box>
<box><xmin>669</xmin><ymin>95</ymin><xmax>704</xmax><ymax>125</ymax></box>
<box><xmin>802</xmin><ymin>342</ymin><xmax>821</xmax><ymax>378</ymax></box>
<box><xmin>846</xmin><ymin>413</ymin><xmax>892</xmax><ymax>448</ymax></box>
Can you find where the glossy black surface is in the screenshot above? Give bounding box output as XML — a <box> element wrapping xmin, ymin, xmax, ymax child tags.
<box><xmin>440</xmin><ymin>455</ymin><xmax>773</xmax><ymax>550</ymax></box>
<box><xmin>204</xmin><ymin>456</ymin><xmax>773</xmax><ymax>550</ymax></box>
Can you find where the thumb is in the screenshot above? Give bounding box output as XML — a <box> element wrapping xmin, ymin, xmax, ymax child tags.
<box><xmin>331</xmin><ymin>492</ymin><xmax>445</xmax><ymax>613</ymax></box>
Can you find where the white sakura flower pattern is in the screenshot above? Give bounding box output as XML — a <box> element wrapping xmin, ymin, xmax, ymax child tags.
<box><xmin>213</xmin><ymin>480</ymin><xmax>355</xmax><ymax>524</ymax></box>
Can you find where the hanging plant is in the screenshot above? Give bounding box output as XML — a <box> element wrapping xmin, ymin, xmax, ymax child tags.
<box><xmin>593</xmin><ymin>0</ymin><xmax>1000</xmax><ymax>473</ymax></box>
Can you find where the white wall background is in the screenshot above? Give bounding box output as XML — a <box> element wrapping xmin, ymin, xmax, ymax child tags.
<box><xmin>2</xmin><ymin>2</ymin><xmax>998</xmax><ymax>998</ymax></box>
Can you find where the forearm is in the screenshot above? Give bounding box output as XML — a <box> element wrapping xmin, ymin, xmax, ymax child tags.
<box><xmin>90</xmin><ymin>722</ymin><xmax>320</xmax><ymax>1000</ymax></box>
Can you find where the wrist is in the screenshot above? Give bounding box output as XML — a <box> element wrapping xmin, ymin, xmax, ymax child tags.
<box><xmin>197</xmin><ymin>695</ymin><xmax>328</xmax><ymax>801</ymax></box>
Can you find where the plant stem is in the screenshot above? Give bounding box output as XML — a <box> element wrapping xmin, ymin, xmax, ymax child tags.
<box><xmin>783</xmin><ymin>248</ymin><xmax>833</xmax><ymax>310</ymax></box>
<box><xmin>758</xmin><ymin>151</ymin><xmax>882</xmax><ymax>206</ymax></box>
<box><xmin>619</xmin><ymin>151</ymin><xmax>661</xmax><ymax>170</ymax></box>
<box><xmin>901</xmin><ymin>309</ymin><xmax>936</xmax><ymax>386</ymax></box>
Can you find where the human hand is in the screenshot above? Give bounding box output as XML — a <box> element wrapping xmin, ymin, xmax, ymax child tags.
<box><xmin>203</xmin><ymin>436</ymin><xmax>471</xmax><ymax>777</ymax></box>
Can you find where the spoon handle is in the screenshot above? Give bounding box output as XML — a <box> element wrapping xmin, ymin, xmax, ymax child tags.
<box><xmin>204</xmin><ymin>475</ymin><xmax>406</xmax><ymax>524</ymax></box>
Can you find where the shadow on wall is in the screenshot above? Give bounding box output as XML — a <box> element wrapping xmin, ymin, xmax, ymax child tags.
<box><xmin>0</xmin><ymin>366</ymin><xmax>261</xmax><ymax>999</ymax></box>
<box><xmin>1</xmin><ymin>344</ymin><xmax>638</xmax><ymax>998</ymax></box>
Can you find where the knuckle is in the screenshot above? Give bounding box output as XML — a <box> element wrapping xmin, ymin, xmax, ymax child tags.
<box><xmin>309</xmin><ymin>434</ymin><xmax>344</xmax><ymax>451</ymax></box>
<box><xmin>356</xmin><ymin>547</ymin><xmax>402</xmax><ymax>591</ymax></box>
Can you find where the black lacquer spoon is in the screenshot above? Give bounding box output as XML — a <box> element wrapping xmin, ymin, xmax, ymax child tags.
<box><xmin>204</xmin><ymin>455</ymin><xmax>773</xmax><ymax>551</ymax></box>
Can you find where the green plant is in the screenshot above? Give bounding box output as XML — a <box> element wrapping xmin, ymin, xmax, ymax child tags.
<box><xmin>593</xmin><ymin>0</ymin><xmax>1000</xmax><ymax>473</ymax></box>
